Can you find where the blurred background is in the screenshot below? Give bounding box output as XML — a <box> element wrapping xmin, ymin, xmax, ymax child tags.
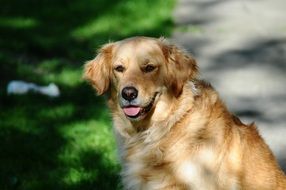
<box><xmin>0</xmin><ymin>0</ymin><xmax>174</xmax><ymax>189</ymax></box>
<box><xmin>0</xmin><ymin>0</ymin><xmax>285</xmax><ymax>189</ymax></box>
<box><xmin>172</xmin><ymin>0</ymin><xmax>286</xmax><ymax>174</ymax></box>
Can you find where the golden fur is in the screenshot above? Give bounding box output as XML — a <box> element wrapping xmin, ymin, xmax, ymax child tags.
<box><xmin>84</xmin><ymin>36</ymin><xmax>286</xmax><ymax>190</ymax></box>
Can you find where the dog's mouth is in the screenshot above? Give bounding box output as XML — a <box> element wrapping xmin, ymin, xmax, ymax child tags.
<box><xmin>122</xmin><ymin>92</ymin><xmax>159</xmax><ymax>120</ymax></box>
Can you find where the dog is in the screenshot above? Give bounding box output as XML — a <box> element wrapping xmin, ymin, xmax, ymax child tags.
<box><xmin>84</xmin><ymin>36</ymin><xmax>286</xmax><ymax>190</ymax></box>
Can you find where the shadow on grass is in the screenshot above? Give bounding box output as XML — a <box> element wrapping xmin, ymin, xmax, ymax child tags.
<box><xmin>0</xmin><ymin>0</ymin><xmax>175</xmax><ymax>189</ymax></box>
<box><xmin>0</xmin><ymin>0</ymin><xmax>174</xmax><ymax>86</ymax></box>
<box><xmin>0</xmin><ymin>84</ymin><xmax>121</xmax><ymax>190</ymax></box>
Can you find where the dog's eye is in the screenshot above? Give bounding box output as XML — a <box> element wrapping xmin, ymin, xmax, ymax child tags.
<box><xmin>114</xmin><ymin>65</ymin><xmax>125</xmax><ymax>72</ymax></box>
<box><xmin>144</xmin><ymin>65</ymin><xmax>156</xmax><ymax>73</ymax></box>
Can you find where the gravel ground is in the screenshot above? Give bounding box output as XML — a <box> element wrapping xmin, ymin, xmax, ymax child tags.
<box><xmin>171</xmin><ymin>0</ymin><xmax>286</xmax><ymax>171</ymax></box>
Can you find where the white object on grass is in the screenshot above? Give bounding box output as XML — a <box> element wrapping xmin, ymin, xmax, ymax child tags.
<box><xmin>7</xmin><ymin>80</ymin><xmax>60</xmax><ymax>97</ymax></box>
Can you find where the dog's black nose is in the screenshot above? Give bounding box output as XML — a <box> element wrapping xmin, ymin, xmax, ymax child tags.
<box><xmin>122</xmin><ymin>87</ymin><xmax>138</xmax><ymax>101</ymax></box>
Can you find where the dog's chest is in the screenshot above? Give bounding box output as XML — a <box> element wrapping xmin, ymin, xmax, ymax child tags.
<box><xmin>122</xmin><ymin>142</ymin><xmax>239</xmax><ymax>190</ymax></box>
<box><xmin>122</xmin><ymin>143</ymin><xmax>167</xmax><ymax>188</ymax></box>
<box><xmin>122</xmin><ymin>143</ymin><xmax>202</xmax><ymax>189</ymax></box>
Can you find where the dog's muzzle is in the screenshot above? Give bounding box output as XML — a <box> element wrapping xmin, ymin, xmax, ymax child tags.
<box><xmin>121</xmin><ymin>92</ymin><xmax>159</xmax><ymax>120</ymax></box>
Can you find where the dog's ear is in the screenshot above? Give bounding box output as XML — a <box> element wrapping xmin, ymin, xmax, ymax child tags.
<box><xmin>159</xmin><ymin>39</ymin><xmax>198</xmax><ymax>97</ymax></box>
<box><xmin>83</xmin><ymin>43</ymin><xmax>114</xmax><ymax>95</ymax></box>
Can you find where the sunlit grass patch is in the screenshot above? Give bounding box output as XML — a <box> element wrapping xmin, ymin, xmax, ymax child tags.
<box><xmin>44</xmin><ymin>68</ymin><xmax>83</xmax><ymax>87</ymax></box>
<box><xmin>72</xmin><ymin>0</ymin><xmax>175</xmax><ymax>40</ymax></box>
<box><xmin>37</xmin><ymin>104</ymin><xmax>75</xmax><ymax>121</ymax></box>
<box><xmin>58</xmin><ymin>119</ymin><xmax>119</xmax><ymax>187</ymax></box>
<box><xmin>59</xmin><ymin>119</ymin><xmax>115</xmax><ymax>153</ymax></box>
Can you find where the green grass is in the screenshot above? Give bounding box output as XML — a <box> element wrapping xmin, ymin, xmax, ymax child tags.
<box><xmin>0</xmin><ymin>0</ymin><xmax>175</xmax><ymax>189</ymax></box>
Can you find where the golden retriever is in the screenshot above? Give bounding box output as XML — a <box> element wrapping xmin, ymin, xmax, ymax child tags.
<box><xmin>84</xmin><ymin>36</ymin><xmax>286</xmax><ymax>190</ymax></box>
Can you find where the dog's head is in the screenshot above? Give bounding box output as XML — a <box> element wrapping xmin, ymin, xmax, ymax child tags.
<box><xmin>84</xmin><ymin>37</ymin><xmax>197</xmax><ymax>122</ymax></box>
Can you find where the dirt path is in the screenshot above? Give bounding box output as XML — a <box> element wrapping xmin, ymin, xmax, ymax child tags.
<box><xmin>171</xmin><ymin>0</ymin><xmax>286</xmax><ymax>171</ymax></box>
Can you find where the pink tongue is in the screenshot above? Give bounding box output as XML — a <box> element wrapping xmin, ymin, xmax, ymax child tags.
<box><xmin>123</xmin><ymin>107</ymin><xmax>141</xmax><ymax>116</ymax></box>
